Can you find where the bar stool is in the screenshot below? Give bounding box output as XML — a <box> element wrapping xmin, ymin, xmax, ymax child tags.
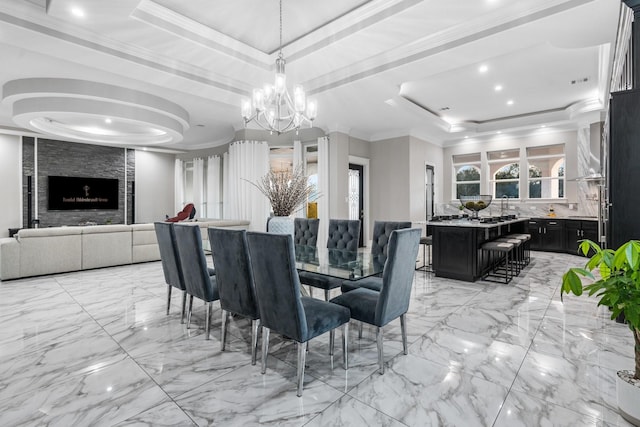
<box><xmin>481</xmin><ymin>240</ymin><xmax>515</xmax><ymax>284</ymax></box>
<box><xmin>495</xmin><ymin>237</ymin><xmax>522</xmax><ymax>276</ymax></box>
<box><xmin>416</xmin><ymin>235</ymin><xmax>433</xmax><ymax>272</ymax></box>
<box><xmin>506</xmin><ymin>233</ymin><xmax>531</xmax><ymax>266</ymax></box>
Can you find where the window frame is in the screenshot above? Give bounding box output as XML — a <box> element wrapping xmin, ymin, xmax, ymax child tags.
<box><xmin>487</xmin><ymin>149</ymin><xmax>520</xmax><ymax>199</ymax></box>
<box><xmin>526</xmin><ymin>145</ymin><xmax>566</xmax><ymax>200</ymax></box>
<box><xmin>452</xmin><ymin>153</ymin><xmax>481</xmax><ymax>199</ymax></box>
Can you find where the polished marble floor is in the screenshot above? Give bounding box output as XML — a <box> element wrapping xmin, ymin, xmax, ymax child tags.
<box><xmin>0</xmin><ymin>251</ymin><xmax>636</xmax><ymax>426</ymax></box>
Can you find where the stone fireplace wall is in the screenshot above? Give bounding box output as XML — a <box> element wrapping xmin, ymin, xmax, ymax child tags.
<box><xmin>22</xmin><ymin>138</ymin><xmax>135</xmax><ymax>228</ymax></box>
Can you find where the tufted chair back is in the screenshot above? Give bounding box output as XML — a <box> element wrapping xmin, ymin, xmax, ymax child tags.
<box><xmin>326</xmin><ymin>219</ymin><xmax>360</xmax><ymax>251</ymax></box>
<box><xmin>371</xmin><ymin>221</ymin><xmax>412</xmax><ymax>268</ymax></box>
<box><xmin>294</xmin><ymin>218</ymin><xmax>320</xmax><ymax>246</ymax></box>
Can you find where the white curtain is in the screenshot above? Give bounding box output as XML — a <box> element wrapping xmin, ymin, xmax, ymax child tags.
<box><xmin>223</xmin><ymin>152</ymin><xmax>229</xmax><ymax>219</ymax></box>
<box><xmin>293</xmin><ymin>140</ymin><xmax>304</xmax><ymax>218</ymax></box>
<box><xmin>207</xmin><ymin>155</ymin><xmax>222</xmax><ymax>219</ymax></box>
<box><xmin>223</xmin><ymin>141</ymin><xmax>270</xmax><ymax>230</ymax></box>
<box><xmin>193</xmin><ymin>157</ymin><xmax>205</xmax><ymax>219</ymax></box>
<box><xmin>317</xmin><ymin>136</ymin><xmax>330</xmax><ymax>246</ymax></box>
<box><xmin>174</xmin><ymin>158</ymin><xmax>184</xmax><ymax>213</ymax></box>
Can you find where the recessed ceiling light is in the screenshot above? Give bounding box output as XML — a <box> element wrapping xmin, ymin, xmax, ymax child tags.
<box><xmin>464</xmin><ymin>136</ymin><xmax>469</xmax><ymax>139</ymax></box>
<box><xmin>104</xmin><ymin>118</ymin><xmax>112</xmax><ymax>124</ymax></box>
<box><xmin>479</xmin><ymin>65</ymin><xmax>488</xmax><ymax>73</ymax></box>
<box><xmin>496</xmin><ymin>131</ymin><xmax>502</xmax><ymax>134</ymax></box>
<box><xmin>507</xmin><ymin>100</ymin><xmax>514</xmax><ymax>105</ymax></box>
<box><xmin>494</xmin><ymin>85</ymin><xmax>503</xmax><ymax>92</ymax></box>
<box><xmin>71</xmin><ymin>7</ymin><xmax>85</xmax><ymax>18</ymax></box>
<box><xmin>541</xmin><ymin>124</ymin><xmax>546</xmax><ymax>128</ymax></box>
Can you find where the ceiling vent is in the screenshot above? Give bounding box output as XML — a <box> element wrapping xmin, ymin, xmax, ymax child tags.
<box><xmin>571</xmin><ymin>77</ymin><xmax>590</xmax><ymax>85</ymax></box>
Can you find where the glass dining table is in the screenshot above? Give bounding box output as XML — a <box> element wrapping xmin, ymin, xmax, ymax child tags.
<box><xmin>294</xmin><ymin>245</ymin><xmax>384</xmax><ymax>281</ymax></box>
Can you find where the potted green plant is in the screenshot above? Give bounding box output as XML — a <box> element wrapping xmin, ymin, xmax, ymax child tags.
<box><xmin>562</xmin><ymin>239</ymin><xmax>640</xmax><ymax>426</ymax></box>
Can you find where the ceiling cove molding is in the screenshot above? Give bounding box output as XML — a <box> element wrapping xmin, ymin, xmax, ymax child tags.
<box><xmin>305</xmin><ymin>0</ymin><xmax>596</xmax><ymax>95</ymax></box>
<box><xmin>3</xmin><ymin>78</ymin><xmax>189</xmax><ymax>145</ymax></box>
<box><xmin>132</xmin><ymin>0</ymin><xmax>422</xmax><ymax>68</ymax></box>
<box><xmin>0</xmin><ymin>9</ymin><xmax>252</xmax><ymax>98</ymax></box>
<box><xmin>131</xmin><ymin>0</ymin><xmax>272</xmax><ymax>69</ymax></box>
<box><xmin>283</xmin><ymin>0</ymin><xmax>423</xmax><ymax>64</ymax></box>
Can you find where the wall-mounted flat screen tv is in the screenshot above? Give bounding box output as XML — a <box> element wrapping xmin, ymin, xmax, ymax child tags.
<box><xmin>48</xmin><ymin>176</ymin><xmax>119</xmax><ymax>210</ymax></box>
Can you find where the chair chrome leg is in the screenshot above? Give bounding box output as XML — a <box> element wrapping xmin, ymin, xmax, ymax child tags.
<box><xmin>324</xmin><ymin>289</ymin><xmax>330</xmax><ymax>301</ymax></box>
<box><xmin>297</xmin><ymin>341</ymin><xmax>307</xmax><ymax>397</ymax></box>
<box><xmin>221</xmin><ymin>310</ymin><xmax>230</xmax><ymax>350</ymax></box>
<box><xmin>400</xmin><ymin>314</ymin><xmax>408</xmax><ymax>355</ymax></box>
<box><xmin>261</xmin><ymin>327</ymin><xmax>270</xmax><ymax>374</ymax></box>
<box><xmin>187</xmin><ymin>295</ymin><xmax>194</xmax><ymax>329</ymax></box>
<box><xmin>329</xmin><ymin>329</ymin><xmax>335</xmax><ymax>356</ymax></box>
<box><xmin>343</xmin><ymin>322</ymin><xmax>349</xmax><ymax>370</ymax></box>
<box><xmin>251</xmin><ymin>319</ymin><xmax>260</xmax><ymax>366</ymax></box>
<box><xmin>180</xmin><ymin>291</ymin><xmax>187</xmax><ymax>324</ymax></box>
<box><xmin>205</xmin><ymin>301</ymin><xmax>212</xmax><ymax>340</ymax></box>
<box><xmin>376</xmin><ymin>326</ymin><xmax>384</xmax><ymax>375</ymax></box>
<box><xmin>166</xmin><ymin>284</ymin><xmax>172</xmax><ymax>315</ymax></box>
<box><xmin>358</xmin><ymin>321</ymin><xmax>363</xmax><ymax>339</ymax></box>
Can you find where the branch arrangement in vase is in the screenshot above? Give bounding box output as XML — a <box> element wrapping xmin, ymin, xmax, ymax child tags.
<box><xmin>250</xmin><ymin>166</ymin><xmax>317</xmax><ymax>217</ymax></box>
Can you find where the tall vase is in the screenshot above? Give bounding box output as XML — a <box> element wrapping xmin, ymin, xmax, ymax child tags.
<box><xmin>267</xmin><ymin>216</ymin><xmax>294</xmax><ymax>237</ymax></box>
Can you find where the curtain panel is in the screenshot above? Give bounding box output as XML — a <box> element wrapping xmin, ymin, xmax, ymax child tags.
<box><xmin>223</xmin><ymin>141</ymin><xmax>270</xmax><ymax>230</ymax></box>
<box><xmin>207</xmin><ymin>155</ymin><xmax>222</xmax><ymax>219</ymax></box>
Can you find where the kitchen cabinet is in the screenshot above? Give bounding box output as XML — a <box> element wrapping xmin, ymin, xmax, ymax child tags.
<box><xmin>609</xmin><ymin>89</ymin><xmax>640</xmax><ymax>248</ymax></box>
<box><xmin>565</xmin><ymin>220</ymin><xmax>598</xmax><ymax>256</ymax></box>
<box><xmin>526</xmin><ymin>219</ymin><xmax>565</xmax><ymax>252</ymax></box>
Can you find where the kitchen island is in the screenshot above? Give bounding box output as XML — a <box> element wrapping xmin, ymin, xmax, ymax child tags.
<box><xmin>427</xmin><ymin>218</ymin><xmax>527</xmax><ymax>282</ymax></box>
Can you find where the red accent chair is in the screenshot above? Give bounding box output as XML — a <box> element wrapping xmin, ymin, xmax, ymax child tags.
<box><xmin>166</xmin><ymin>203</ymin><xmax>196</xmax><ymax>223</ymax></box>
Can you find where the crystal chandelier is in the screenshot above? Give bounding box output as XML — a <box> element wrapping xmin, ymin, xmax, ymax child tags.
<box><xmin>241</xmin><ymin>0</ymin><xmax>317</xmax><ymax>135</ymax></box>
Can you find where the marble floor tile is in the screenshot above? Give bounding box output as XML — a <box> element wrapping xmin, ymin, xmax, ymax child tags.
<box><xmin>408</xmin><ymin>323</ymin><xmax>528</xmax><ymax>388</ymax></box>
<box><xmin>493</xmin><ymin>389</ymin><xmax>603</xmax><ymax>427</ymax></box>
<box><xmin>0</xmin><ymin>357</ymin><xmax>168</xmax><ymax>427</ymax></box>
<box><xmin>347</xmin><ymin>353</ymin><xmax>509</xmax><ymax>427</ymax></box>
<box><xmin>0</xmin><ymin>333</ymin><xmax>128</xmax><ymax>402</ymax></box>
<box><xmin>114</xmin><ymin>401</ymin><xmax>197</xmax><ymax>426</ymax></box>
<box><xmin>175</xmin><ymin>357</ymin><xmax>343</xmax><ymax>426</ymax></box>
<box><xmin>304</xmin><ymin>395</ymin><xmax>407</xmax><ymax>427</ymax></box>
<box><xmin>511</xmin><ymin>350</ymin><xmax>619</xmax><ymax>421</ymax></box>
<box><xmin>0</xmin><ymin>250</ymin><xmax>633</xmax><ymax>426</ymax></box>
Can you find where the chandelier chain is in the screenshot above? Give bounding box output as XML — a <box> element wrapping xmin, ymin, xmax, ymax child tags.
<box><xmin>279</xmin><ymin>0</ymin><xmax>283</xmax><ymax>55</ymax></box>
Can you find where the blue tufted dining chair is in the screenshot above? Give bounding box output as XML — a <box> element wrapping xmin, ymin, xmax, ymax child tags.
<box><xmin>154</xmin><ymin>222</ymin><xmax>188</xmax><ymax>322</ymax></box>
<box><xmin>173</xmin><ymin>224</ymin><xmax>219</xmax><ymax>339</ymax></box>
<box><xmin>299</xmin><ymin>219</ymin><xmax>361</xmax><ymax>300</ymax></box>
<box><xmin>330</xmin><ymin>228</ymin><xmax>421</xmax><ymax>374</ymax></box>
<box><xmin>246</xmin><ymin>231</ymin><xmax>351</xmax><ymax>397</ymax></box>
<box><xmin>293</xmin><ymin>218</ymin><xmax>320</xmax><ymax>246</ymax></box>
<box><xmin>208</xmin><ymin>227</ymin><xmax>261</xmax><ymax>365</ymax></box>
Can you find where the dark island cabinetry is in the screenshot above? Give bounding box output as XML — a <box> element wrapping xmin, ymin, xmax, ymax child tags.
<box><xmin>525</xmin><ymin>219</ymin><xmax>565</xmax><ymax>252</ymax></box>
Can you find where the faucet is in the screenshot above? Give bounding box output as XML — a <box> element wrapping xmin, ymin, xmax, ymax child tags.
<box><xmin>501</xmin><ymin>195</ymin><xmax>508</xmax><ymax>216</ymax></box>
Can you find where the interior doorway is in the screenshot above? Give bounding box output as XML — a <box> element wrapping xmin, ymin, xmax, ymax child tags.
<box><xmin>348</xmin><ymin>163</ymin><xmax>365</xmax><ymax>247</ymax></box>
<box><xmin>426</xmin><ymin>164</ymin><xmax>435</xmax><ymax>220</ymax></box>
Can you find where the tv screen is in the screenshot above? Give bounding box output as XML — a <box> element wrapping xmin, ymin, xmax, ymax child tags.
<box><xmin>48</xmin><ymin>176</ymin><xmax>119</xmax><ymax>210</ymax></box>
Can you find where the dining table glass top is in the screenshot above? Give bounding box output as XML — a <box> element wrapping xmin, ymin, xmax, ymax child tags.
<box><xmin>294</xmin><ymin>245</ymin><xmax>383</xmax><ymax>280</ymax></box>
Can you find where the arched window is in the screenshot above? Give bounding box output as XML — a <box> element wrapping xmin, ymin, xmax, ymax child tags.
<box><xmin>527</xmin><ymin>144</ymin><xmax>565</xmax><ymax>199</ymax></box>
<box><xmin>493</xmin><ymin>162</ymin><xmax>520</xmax><ymax>198</ymax></box>
<box><xmin>453</xmin><ymin>153</ymin><xmax>481</xmax><ymax>198</ymax></box>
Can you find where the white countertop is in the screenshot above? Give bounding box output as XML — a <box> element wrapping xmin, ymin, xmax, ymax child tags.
<box><xmin>426</xmin><ymin>218</ymin><xmax>528</xmax><ymax>229</ymax></box>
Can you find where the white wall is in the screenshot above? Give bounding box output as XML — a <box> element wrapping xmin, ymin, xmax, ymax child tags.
<box><xmin>134</xmin><ymin>150</ymin><xmax>175</xmax><ymax>223</ymax></box>
<box><xmin>409</xmin><ymin>135</ymin><xmax>444</xmax><ymax>222</ymax></box>
<box><xmin>0</xmin><ymin>134</ymin><xmax>22</xmax><ymax>237</ymax></box>
<box><xmin>370</xmin><ymin>136</ymin><xmax>411</xmax><ymax>224</ymax></box>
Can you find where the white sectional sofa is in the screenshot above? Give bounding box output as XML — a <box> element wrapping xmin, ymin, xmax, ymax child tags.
<box><xmin>0</xmin><ymin>219</ymin><xmax>250</xmax><ymax>280</ymax></box>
